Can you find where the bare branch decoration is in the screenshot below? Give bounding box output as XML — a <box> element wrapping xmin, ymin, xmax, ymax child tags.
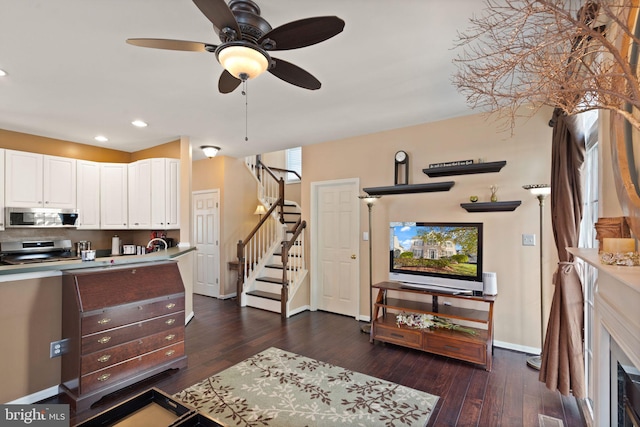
<box><xmin>453</xmin><ymin>0</ymin><xmax>640</xmax><ymax>131</ymax></box>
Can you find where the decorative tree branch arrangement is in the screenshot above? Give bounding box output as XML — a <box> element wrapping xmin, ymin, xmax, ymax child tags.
<box><xmin>453</xmin><ymin>0</ymin><xmax>640</xmax><ymax>130</ymax></box>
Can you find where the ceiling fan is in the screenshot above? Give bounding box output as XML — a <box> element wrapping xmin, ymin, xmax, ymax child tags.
<box><xmin>127</xmin><ymin>0</ymin><xmax>345</xmax><ymax>94</ymax></box>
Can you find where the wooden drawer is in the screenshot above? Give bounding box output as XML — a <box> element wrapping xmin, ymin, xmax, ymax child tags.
<box><xmin>70</xmin><ymin>261</ymin><xmax>185</xmax><ymax>311</ymax></box>
<box><xmin>373</xmin><ymin>323</ymin><xmax>423</xmax><ymax>349</ymax></box>
<box><xmin>424</xmin><ymin>334</ymin><xmax>486</xmax><ymax>365</ymax></box>
<box><xmin>80</xmin><ymin>341</ymin><xmax>185</xmax><ymax>395</ymax></box>
<box><xmin>81</xmin><ymin>311</ymin><xmax>184</xmax><ymax>354</ymax></box>
<box><xmin>81</xmin><ymin>326</ymin><xmax>184</xmax><ymax>374</ymax></box>
<box><xmin>81</xmin><ymin>296</ymin><xmax>184</xmax><ymax>335</ymax></box>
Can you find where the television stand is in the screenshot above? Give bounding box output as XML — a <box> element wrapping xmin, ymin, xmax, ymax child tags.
<box><xmin>371</xmin><ymin>281</ymin><xmax>495</xmax><ymax>371</ymax></box>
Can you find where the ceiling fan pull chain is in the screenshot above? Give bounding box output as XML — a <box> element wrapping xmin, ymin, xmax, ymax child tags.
<box><xmin>242</xmin><ymin>79</ymin><xmax>249</xmax><ymax>142</ymax></box>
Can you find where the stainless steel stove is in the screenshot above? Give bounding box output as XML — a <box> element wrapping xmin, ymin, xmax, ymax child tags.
<box><xmin>0</xmin><ymin>239</ymin><xmax>79</xmax><ymax>265</ymax></box>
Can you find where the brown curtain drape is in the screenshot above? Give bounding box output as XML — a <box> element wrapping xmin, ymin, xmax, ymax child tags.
<box><xmin>539</xmin><ymin>108</ymin><xmax>586</xmax><ymax>398</ymax></box>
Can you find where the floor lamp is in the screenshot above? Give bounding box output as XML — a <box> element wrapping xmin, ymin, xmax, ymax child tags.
<box><xmin>523</xmin><ymin>184</ymin><xmax>551</xmax><ymax>370</ymax></box>
<box><xmin>358</xmin><ymin>194</ymin><xmax>381</xmax><ymax>334</ymax></box>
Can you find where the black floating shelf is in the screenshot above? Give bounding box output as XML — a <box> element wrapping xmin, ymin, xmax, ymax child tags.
<box><xmin>460</xmin><ymin>200</ymin><xmax>522</xmax><ymax>212</ymax></box>
<box><xmin>423</xmin><ymin>160</ymin><xmax>507</xmax><ymax>177</ymax></box>
<box><xmin>363</xmin><ymin>181</ymin><xmax>455</xmax><ymax>196</ymax></box>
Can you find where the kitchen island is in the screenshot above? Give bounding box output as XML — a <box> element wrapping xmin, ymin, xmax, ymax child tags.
<box><xmin>0</xmin><ymin>245</ymin><xmax>195</xmax><ymax>276</ymax></box>
<box><xmin>0</xmin><ymin>245</ymin><xmax>195</xmax><ymax>406</ymax></box>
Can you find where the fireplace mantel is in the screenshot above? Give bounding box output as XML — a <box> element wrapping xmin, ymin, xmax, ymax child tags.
<box><xmin>568</xmin><ymin>247</ymin><xmax>640</xmax><ymax>426</ymax></box>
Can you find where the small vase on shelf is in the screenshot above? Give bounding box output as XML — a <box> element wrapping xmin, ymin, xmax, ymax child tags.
<box><xmin>490</xmin><ymin>185</ymin><xmax>498</xmax><ymax>202</ymax></box>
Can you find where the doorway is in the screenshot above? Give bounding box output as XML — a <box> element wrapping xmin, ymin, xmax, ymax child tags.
<box><xmin>193</xmin><ymin>190</ymin><xmax>220</xmax><ymax>297</ymax></box>
<box><xmin>310</xmin><ymin>178</ymin><xmax>360</xmax><ymax>318</ymax></box>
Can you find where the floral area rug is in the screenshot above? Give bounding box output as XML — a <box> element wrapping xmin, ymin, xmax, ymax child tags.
<box><xmin>174</xmin><ymin>347</ymin><xmax>439</xmax><ymax>426</ymax></box>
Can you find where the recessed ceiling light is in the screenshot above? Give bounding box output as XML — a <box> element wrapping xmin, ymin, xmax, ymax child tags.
<box><xmin>0</xmin><ymin>69</ymin><xmax>7</xmax><ymax>77</ymax></box>
<box><xmin>94</xmin><ymin>135</ymin><xmax>109</xmax><ymax>142</ymax></box>
<box><xmin>131</xmin><ymin>120</ymin><xmax>148</xmax><ymax>128</ymax></box>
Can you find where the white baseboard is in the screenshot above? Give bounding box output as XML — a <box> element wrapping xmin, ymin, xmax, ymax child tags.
<box><xmin>185</xmin><ymin>311</ymin><xmax>195</xmax><ymax>325</ymax></box>
<box><xmin>218</xmin><ymin>292</ymin><xmax>236</xmax><ymax>300</ymax></box>
<box><xmin>493</xmin><ymin>340</ymin><xmax>540</xmax><ymax>355</ymax></box>
<box><xmin>288</xmin><ymin>305</ymin><xmax>310</xmax><ymax>317</ymax></box>
<box><xmin>6</xmin><ymin>385</ymin><xmax>59</xmax><ymax>404</ymax></box>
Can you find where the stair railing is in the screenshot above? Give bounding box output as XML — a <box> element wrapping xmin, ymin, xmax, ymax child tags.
<box><xmin>279</xmin><ymin>218</ymin><xmax>306</xmax><ymax>317</ymax></box>
<box><xmin>236</xmin><ymin>162</ymin><xmax>285</xmax><ymax>305</ymax></box>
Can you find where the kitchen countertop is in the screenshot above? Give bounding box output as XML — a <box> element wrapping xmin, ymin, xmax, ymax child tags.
<box><xmin>0</xmin><ymin>246</ymin><xmax>196</xmax><ymax>277</ymax></box>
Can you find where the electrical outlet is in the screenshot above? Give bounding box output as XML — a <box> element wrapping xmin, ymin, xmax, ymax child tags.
<box><xmin>522</xmin><ymin>234</ymin><xmax>536</xmax><ymax>246</ymax></box>
<box><xmin>50</xmin><ymin>338</ymin><xmax>70</xmax><ymax>358</ymax></box>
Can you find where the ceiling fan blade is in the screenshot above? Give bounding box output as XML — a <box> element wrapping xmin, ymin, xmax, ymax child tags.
<box><xmin>218</xmin><ymin>70</ymin><xmax>242</xmax><ymax>93</ymax></box>
<box><xmin>193</xmin><ymin>0</ymin><xmax>241</xmax><ymax>37</ymax></box>
<box><xmin>126</xmin><ymin>38</ymin><xmax>214</xmax><ymax>52</ymax></box>
<box><xmin>269</xmin><ymin>58</ymin><xmax>321</xmax><ymax>90</ymax></box>
<box><xmin>259</xmin><ymin>16</ymin><xmax>345</xmax><ymax>51</ymax></box>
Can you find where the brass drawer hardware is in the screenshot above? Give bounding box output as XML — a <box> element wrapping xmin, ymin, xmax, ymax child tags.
<box><xmin>166</xmin><ymin>303</ymin><xmax>176</xmax><ymax>309</ymax></box>
<box><xmin>98</xmin><ymin>318</ymin><xmax>111</xmax><ymax>325</ymax></box>
<box><xmin>165</xmin><ymin>318</ymin><xmax>176</xmax><ymax>325</ymax></box>
<box><xmin>165</xmin><ymin>334</ymin><xmax>176</xmax><ymax>341</ymax></box>
<box><xmin>165</xmin><ymin>349</ymin><xmax>175</xmax><ymax>357</ymax></box>
<box><xmin>97</xmin><ymin>354</ymin><xmax>112</xmax><ymax>363</ymax></box>
<box><xmin>98</xmin><ymin>336</ymin><xmax>112</xmax><ymax>344</ymax></box>
<box><xmin>97</xmin><ymin>373</ymin><xmax>111</xmax><ymax>382</ymax></box>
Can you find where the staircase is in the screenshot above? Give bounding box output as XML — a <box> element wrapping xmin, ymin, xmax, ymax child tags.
<box><xmin>236</xmin><ymin>156</ymin><xmax>307</xmax><ymax>318</ymax></box>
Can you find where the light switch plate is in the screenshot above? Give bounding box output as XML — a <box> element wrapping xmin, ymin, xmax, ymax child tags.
<box><xmin>522</xmin><ymin>234</ymin><xmax>536</xmax><ymax>246</ymax></box>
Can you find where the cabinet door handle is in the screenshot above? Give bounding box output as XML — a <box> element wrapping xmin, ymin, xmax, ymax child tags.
<box><xmin>97</xmin><ymin>373</ymin><xmax>111</xmax><ymax>382</ymax></box>
<box><xmin>444</xmin><ymin>345</ymin><xmax>461</xmax><ymax>351</ymax></box>
<box><xmin>165</xmin><ymin>318</ymin><xmax>176</xmax><ymax>325</ymax></box>
<box><xmin>390</xmin><ymin>333</ymin><xmax>404</xmax><ymax>338</ymax></box>
<box><xmin>98</xmin><ymin>336</ymin><xmax>111</xmax><ymax>344</ymax></box>
<box><xmin>166</xmin><ymin>303</ymin><xmax>176</xmax><ymax>309</ymax></box>
<box><xmin>165</xmin><ymin>334</ymin><xmax>176</xmax><ymax>341</ymax></box>
<box><xmin>165</xmin><ymin>349</ymin><xmax>175</xmax><ymax>357</ymax></box>
<box><xmin>97</xmin><ymin>354</ymin><xmax>112</xmax><ymax>363</ymax></box>
<box><xmin>98</xmin><ymin>318</ymin><xmax>111</xmax><ymax>325</ymax></box>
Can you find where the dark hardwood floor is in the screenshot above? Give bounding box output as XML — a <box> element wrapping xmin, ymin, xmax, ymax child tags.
<box><xmin>55</xmin><ymin>294</ymin><xmax>587</xmax><ymax>426</ymax></box>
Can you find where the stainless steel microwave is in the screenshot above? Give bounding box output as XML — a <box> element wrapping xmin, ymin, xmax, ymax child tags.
<box><xmin>5</xmin><ymin>207</ymin><xmax>79</xmax><ymax>228</ymax></box>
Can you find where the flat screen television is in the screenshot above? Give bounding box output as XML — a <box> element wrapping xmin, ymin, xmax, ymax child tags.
<box><xmin>389</xmin><ymin>221</ymin><xmax>484</xmax><ymax>294</ymax></box>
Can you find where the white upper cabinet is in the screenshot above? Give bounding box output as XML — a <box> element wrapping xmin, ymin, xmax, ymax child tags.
<box><xmin>5</xmin><ymin>150</ymin><xmax>76</xmax><ymax>208</ymax></box>
<box><xmin>76</xmin><ymin>160</ymin><xmax>101</xmax><ymax>229</ymax></box>
<box><xmin>151</xmin><ymin>158</ymin><xmax>180</xmax><ymax>229</ymax></box>
<box><xmin>128</xmin><ymin>159</ymin><xmax>152</xmax><ymax>229</ymax></box>
<box><xmin>100</xmin><ymin>163</ymin><xmax>128</xmax><ymax>229</ymax></box>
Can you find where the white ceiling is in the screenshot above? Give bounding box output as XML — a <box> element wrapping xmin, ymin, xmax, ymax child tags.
<box><xmin>0</xmin><ymin>1</ymin><xmax>486</xmax><ymax>161</ymax></box>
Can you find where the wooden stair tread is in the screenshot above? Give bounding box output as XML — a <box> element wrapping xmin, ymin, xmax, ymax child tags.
<box><xmin>256</xmin><ymin>276</ymin><xmax>285</xmax><ymax>284</ymax></box>
<box><xmin>246</xmin><ymin>290</ymin><xmax>281</xmax><ymax>301</ymax></box>
<box><xmin>265</xmin><ymin>264</ymin><xmax>299</xmax><ymax>270</ymax></box>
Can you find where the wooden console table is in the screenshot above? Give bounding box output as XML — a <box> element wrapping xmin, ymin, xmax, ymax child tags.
<box><xmin>371</xmin><ymin>281</ymin><xmax>495</xmax><ymax>371</ymax></box>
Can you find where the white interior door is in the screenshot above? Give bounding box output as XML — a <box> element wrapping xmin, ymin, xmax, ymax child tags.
<box><xmin>193</xmin><ymin>190</ymin><xmax>220</xmax><ymax>297</ymax></box>
<box><xmin>312</xmin><ymin>179</ymin><xmax>360</xmax><ymax>317</ymax></box>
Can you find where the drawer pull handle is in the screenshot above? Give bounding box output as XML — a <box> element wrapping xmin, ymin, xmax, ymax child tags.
<box><xmin>390</xmin><ymin>333</ymin><xmax>404</xmax><ymax>338</ymax></box>
<box><xmin>165</xmin><ymin>318</ymin><xmax>176</xmax><ymax>325</ymax></box>
<box><xmin>98</xmin><ymin>318</ymin><xmax>111</xmax><ymax>325</ymax></box>
<box><xmin>165</xmin><ymin>334</ymin><xmax>176</xmax><ymax>341</ymax></box>
<box><xmin>166</xmin><ymin>303</ymin><xmax>176</xmax><ymax>309</ymax></box>
<box><xmin>444</xmin><ymin>345</ymin><xmax>461</xmax><ymax>351</ymax></box>
<box><xmin>98</xmin><ymin>354</ymin><xmax>112</xmax><ymax>363</ymax></box>
<box><xmin>97</xmin><ymin>373</ymin><xmax>111</xmax><ymax>382</ymax></box>
<box><xmin>98</xmin><ymin>336</ymin><xmax>112</xmax><ymax>344</ymax></box>
<box><xmin>165</xmin><ymin>349</ymin><xmax>175</xmax><ymax>357</ymax></box>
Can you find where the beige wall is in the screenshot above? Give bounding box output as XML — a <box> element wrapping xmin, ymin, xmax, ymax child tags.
<box><xmin>193</xmin><ymin>156</ymin><xmax>258</xmax><ymax>295</ymax></box>
<box><xmin>0</xmin><ymin>129</ymin><xmax>132</xmax><ymax>163</ymax></box>
<box><xmin>301</xmin><ymin>107</ymin><xmax>559</xmax><ymax>349</ymax></box>
<box><xmin>0</xmin><ymin>275</ymin><xmax>62</xmax><ymax>403</ymax></box>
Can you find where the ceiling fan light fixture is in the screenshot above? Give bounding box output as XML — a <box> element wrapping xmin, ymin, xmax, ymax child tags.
<box><xmin>201</xmin><ymin>145</ymin><xmax>220</xmax><ymax>158</ymax></box>
<box><xmin>216</xmin><ymin>44</ymin><xmax>269</xmax><ymax>80</ymax></box>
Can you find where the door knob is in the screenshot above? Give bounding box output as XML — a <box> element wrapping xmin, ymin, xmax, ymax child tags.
<box><xmin>351</xmin><ymin>254</ymin><xmax>357</xmax><ymax>259</ymax></box>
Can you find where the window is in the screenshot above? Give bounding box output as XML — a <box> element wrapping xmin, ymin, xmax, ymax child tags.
<box><xmin>286</xmin><ymin>147</ymin><xmax>302</xmax><ymax>182</ymax></box>
<box><xmin>578</xmin><ymin>110</ymin><xmax>599</xmax><ymax>416</ymax></box>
